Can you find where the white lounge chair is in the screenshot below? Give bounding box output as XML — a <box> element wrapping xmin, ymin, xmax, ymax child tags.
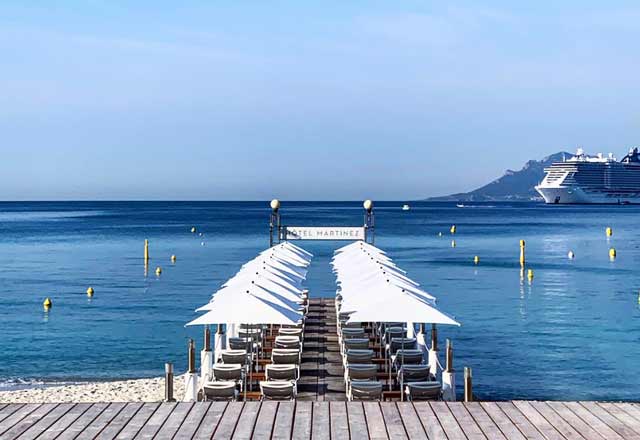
<box><xmin>260</xmin><ymin>381</ymin><xmax>295</xmax><ymax>401</ymax></box>
<box><xmin>203</xmin><ymin>381</ymin><xmax>238</xmax><ymax>401</ymax></box>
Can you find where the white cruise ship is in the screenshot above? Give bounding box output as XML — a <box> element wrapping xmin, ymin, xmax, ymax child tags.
<box><xmin>535</xmin><ymin>147</ymin><xmax>640</xmax><ymax>204</ymax></box>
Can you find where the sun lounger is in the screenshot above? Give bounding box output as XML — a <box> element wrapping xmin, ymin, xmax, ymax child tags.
<box><xmin>350</xmin><ymin>380</ymin><xmax>383</xmax><ymax>401</ymax></box>
<box><xmin>275</xmin><ymin>335</ymin><xmax>301</xmax><ymax>350</ymax></box>
<box><xmin>272</xmin><ymin>348</ymin><xmax>300</xmax><ymax>364</ymax></box>
<box><xmin>221</xmin><ymin>349</ymin><xmax>250</xmax><ymax>366</ymax></box>
<box><xmin>203</xmin><ymin>381</ymin><xmax>238</xmax><ymax>401</ymax></box>
<box><xmin>213</xmin><ymin>363</ymin><xmax>243</xmax><ymax>382</ymax></box>
<box><xmin>260</xmin><ymin>381</ymin><xmax>296</xmax><ymax>401</ymax></box>
<box><xmin>405</xmin><ymin>381</ymin><xmax>442</xmax><ymax>401</ymax></box>
<box><xmin>398</xmin><ymin>364</ymin><xmax>432</xmax><ymax>383</ymax></box>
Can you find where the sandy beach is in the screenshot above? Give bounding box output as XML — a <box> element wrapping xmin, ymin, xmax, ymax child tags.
<box><xmin>0</xmin><ymin>376</ymin><xmax>185</xmax><ymax>403</ymax></box>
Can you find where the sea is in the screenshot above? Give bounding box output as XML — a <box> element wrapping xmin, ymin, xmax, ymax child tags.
<box><xmin>1</xmin><ymin>201</ymin><xmax>639</xmax><ymax>401</ymax></box>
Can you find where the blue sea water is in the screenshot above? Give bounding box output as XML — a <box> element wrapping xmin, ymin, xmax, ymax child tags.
<box><xmin>1</xmin><ymin>201</ymin><xmax>639</xmax><ymax>401</ymax></box>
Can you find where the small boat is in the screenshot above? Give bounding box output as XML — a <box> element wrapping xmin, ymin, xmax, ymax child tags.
<box><xmin>402</xmin><ymin>204</ymin><xmax>410</xmax><ymax>211</ymax></box>
<box><xmin>456</xmin><ymin>203</ymin><xmax>465</xmax><ymax>208</ymax></box>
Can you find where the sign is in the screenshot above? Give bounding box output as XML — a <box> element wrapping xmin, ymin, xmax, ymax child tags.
<box><xmin>282</xmin><ymin>226</ymin><xmax>365</xmax><ymax>241</ymax></box>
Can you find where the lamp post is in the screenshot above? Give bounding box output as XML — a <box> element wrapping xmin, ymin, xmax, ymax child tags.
<box><xmin>363</xmin><ymin>200</ymin><xmax>375</xmax><ymax>244</ymax></box>
<box><xmin>269</xmin><ymin>199</ymin><xmax>281</xmax><ymax>247</ymax></box>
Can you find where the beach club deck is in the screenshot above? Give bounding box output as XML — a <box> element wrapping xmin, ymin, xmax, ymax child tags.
<box><xmin>2</xmin><ymin>299</ymin><xmax>640</xmax><ymax>439</ymax></box>
<box><xmin>3</xmin><ymin>400</ymin><xmax>640</xmax><ymax>439</ymax></box>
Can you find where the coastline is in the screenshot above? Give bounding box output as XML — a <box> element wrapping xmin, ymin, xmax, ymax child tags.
<box><xmin>0</xmin><ymin>375</ymin><xmax>185</xmax><ymax>403</ymax></box>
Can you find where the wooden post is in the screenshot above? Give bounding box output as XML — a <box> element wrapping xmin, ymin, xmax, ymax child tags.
<box><xmin>188</xmin><ymin>339</ymin><xmax>196</xmax><ymax>374</ymax></box>
<box><xmin>164</xmin><ymin>362</ymin><xmax>175</xmax><ymax>402</ymax></box>
<box><xmin>445</xmin><ymin>339</ymin><xmax>453</xmax><ymax>372</ymax></box>
<box><xmin>204</xmin><ymin>327</ymin><xmax>211</xmax><ymax>352</ymax></box>
<box><xmin>144</xmin><ymin>239</ymin><xmax>149</xmax><ymax>263</ymax></box>
<box><xmin>464</xmin><ymin>367</ymin><xmax>473</xmax><ymax>402</ymax></box>
<box><xmin>431</xmin><ymin>324</ymin><xmax>438</xmax><ymax>351</ymax></box>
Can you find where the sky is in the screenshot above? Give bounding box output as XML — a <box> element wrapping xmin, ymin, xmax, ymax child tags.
<box><xmin>1</xmin><ymin>1</ymin><xmax>639</xmax><ymax>200</ymax></box>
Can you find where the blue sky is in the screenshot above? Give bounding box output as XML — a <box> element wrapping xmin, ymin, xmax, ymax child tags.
<box><xmin>1</xmin><ymin>1</ymin><xmax>639</xmax><ymax>200</ymax></box>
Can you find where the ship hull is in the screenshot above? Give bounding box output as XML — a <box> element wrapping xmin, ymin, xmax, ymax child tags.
<box><xmin>535</xmin><ymin>185</ymin><xmax>640</xmax><ymax>204</ymax></box>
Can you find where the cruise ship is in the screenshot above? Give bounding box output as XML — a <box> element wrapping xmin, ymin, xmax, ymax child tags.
<box><xmin>535</xmin><ymin>147</ymin><xmax>640</xmax><ymax>204</ymax></box>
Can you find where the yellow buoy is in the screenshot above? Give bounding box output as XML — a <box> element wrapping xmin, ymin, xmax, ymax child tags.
<box><xmin>191</xmin><ymin>227</ymin><xmax>196</xmax><ymax>233</ymax></box>
<box><xmin>519</xmin><ymin>239</ymin><xmax>526</xmax><ymax>266</ymax></box>
<box><xmin>450</xmin><ymin>225</ymin><xmax>456</xmax><ymax>234</ymax></box>
<box><xmin>609</xmin><ymin>248</ymin><xmax>616</xmax><ymax>259</ymax></box>
<box><xmin>144</xmin><ymin>239</ymin><xmax>149</xmax><ymax>263</ymax></box>
<box><xmin>451</xmin><ymin>240</ymin><xmax>456</xmax><ymax>248</ymax></box>
<box><xmin>155</xmin><ymin>266</ymin><xmax>162</xmax><ymax>275</ymax></box>
<box><xmin>86</xmin><ymin>287</ymin><xmax>94</xmax><ymax>297</ymax></box>
<box><xmin>568</xmin><ymin>250</ymin><xmax>575</xmax><ymax>259</ymax></box>
<box><xmin>438</xmin><ymin>232</ymin><xmax>443</xmax><ymax>237</ymax></box>
<box><xmin>473</xmin><ymin>256</ymin><xmax>479</xmax><ymax>264</ymax></box>
<box><xmin>527</xmin><ymin>269</ymin><xmax>534</xmax><ymax>279</ymax></box>
<box><xmin>43</xmin><ymin>297</ymin><xmax>52</xmax><ymax>310</ymax></box>
<box><xmin>171</xmin><ymin>255</ymin><xmax>177</xmax><ymax>263</ymax></box>
<box><xmin>606</xmin><ymin>227</ymin><xmax>613</xmax><ymax>237</ymax></box>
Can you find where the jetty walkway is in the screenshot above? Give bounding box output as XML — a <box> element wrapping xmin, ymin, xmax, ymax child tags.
<box><xmin>2</xmin><ymin>299</ymin><xmax>640</xmax><ymax>438</ymax></box>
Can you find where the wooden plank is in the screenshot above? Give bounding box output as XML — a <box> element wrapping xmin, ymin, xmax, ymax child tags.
<box><xmin>273</xmin><ymin>401</ymin><xmax>295</xmax><ymax>439</ymax></box>
<box><xmin>347</xmin><ymin>402</ymin><xmax>371</xmax><ymax>440</ymax></box>
<box><xmin>213</xmin><ymin>402</ymin><xmax>244</xmax><ymax>439</ymax></box>
<box><xmin>292</xmin><ymin>401</ymin><xmax>313</xmax><ymax>440</ymax></box>
<box><xmin>57</xmin><ymin>403</ymin><xmax>110</xmax><ymax>440</ymax></box>
<box><xmin>135</xmin><ymin>402</ymin><xmax>177</xmax><ymax>439</ymax></box>
<box><xmin>447</xmin><ymin>402</ymin><xmax>487</xmax><ymax>440</ymax></box>
<box><xmin>252</xmin><ymin>402</ymin><xmax>278</xmax><ymax>440</ymax></box>
<box><xmin>412</xmin><ymin>402</ymin><xmax>446</xmax><ymax>440</ymax></box>
<box><xmin>0</xmin><ymin>403</ymin><xmax>25</xmax><ymax>424</ymax></box>
<box><xmin>617</xmin><ymin>403</ymin><xmax>640</xmax><ymax>423</ymax></box>
<box><xmin>380</xmin><ymin>402</ymin><xmax>407</xmax><ymax>440</ymax></box>
<box><xmin>2</xmin><ymin>403</ymin><xmax>59</xmax><ymax>439</ymax></box>
<box><xmin>598</xmin><ymin>403</ymin><xmax>640</xmax><ymax>436</ymax></box>
<box><xmin>563</xmin><ymin>402</ymin><xmax>624</xmax><ymax>440</ymax></box>
<box><xmin>328</xmin><ymin>401</ymin><xmax>348</xmax><ymax>440</ymax></box>
<box><xmin>113</xmin><ymin>402</ymin><xmax>159</xmax><ymax>439</ymax></box>
<box><xmin>94</xmin><ymin>402</ymin><xmax>144</xmax><ymax>440</ymax></box>
<box><xmin>75</xmin><ymin>402</ymin><xmax>127</xmax><ymax>440</ymax></box>
<box><xmin>193</xmin><ymin>402</ymin><xmax>228</xmax><ymax>440</ymax></box>
<box><xmin>480</xmin><ymin>402</ymin><xmax>526</xmax><ymax>440</ymax></box>
<box><xmin>153</xmin><ymin>402</ymin><xmax>193</xmax><ymax>439</ymax></box>
<box><xmin>232</xmin><ymin>401</ymin><xmax>260</xmax><ymax>439</ymax></box>
<box><xmin>396</xmin><ymin>402</ymin><xmax>426</xmax><ymax>439</ymax></box>
<box><xmin>15</xmin><ymin>403</ymin><xmax>75</xmax><ymax>440</ymax></box>
<box><xmin>464</xmin><ymin>402</ymin><xmax>507</xmax><ymax>440</ymax></box>
<box><xmin>363</xmin><ymin>402</ymin><xmax>388</xmax><ymax>440</ymax></box>
<box><xmin>38</xmin><ymin>403</ymin><xmax>93</xmax><ymax>440</ymax></box>
<box><xmin>311</xmin><ymin>401</ymin><xmax>330</xmax><ymax>440</ymax></box>
<box><xmin>497</xmin><ymin>401</ymin><xmax>546</xmax><ymax>440</ymax></box>
<box><xmin>578</xmin><ymin>402</ymin><xmax>638</xmax><ymax>439</ymax></box>
<box><xmin>528</xmin><ymin>402</ymin><xmax>585</xmax><ymax>440</ymax></box>
<box><xmin>173</xmin><ymin>402</ymin><xmax>211</xmax><ymax>439</ymax></box>
<box><xmin>545</xmin><ymin>401</ymin><xmax>605</xmax><ymax>440</ymax></box>
<box><xmin>0</xmin><ymin>403</ymin><xmax>41</xmax><ymax>436</ymax></box>
<box><xmin>430</xmin><ymin>402</ymin><xmax>465</xmax><ymax>440</ymax></box>
<box><xmin>512</xmin><ymin>401</ymin><xmax>565</xmax><ymax>440</ymax></box>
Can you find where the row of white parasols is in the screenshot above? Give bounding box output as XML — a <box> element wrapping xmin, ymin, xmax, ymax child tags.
<box><xmin>333</xmin><ymin>241</ymin><xmax>460</xmax><ymax>326</ymax></box>
<box><xmin>186</xmin><ymin>241</ymin><xmax>313</xmax><ymax>327</ymax></box>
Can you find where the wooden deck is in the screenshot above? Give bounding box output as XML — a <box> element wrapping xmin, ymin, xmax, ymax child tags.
<box><xmin>2</xmin><ymin>401</ymin><xmax>640</xmax><ymax>439</ymax></box>
<box><xmin>296</xmin><ymin>298</ymin><xmax>345</xmax><ymax>401</ymax></box>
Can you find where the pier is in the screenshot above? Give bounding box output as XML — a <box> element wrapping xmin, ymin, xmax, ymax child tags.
<box><xmin>3</xmin><ymin>299</ymin><xmax>640</xmax><ymax>438</ymax></box>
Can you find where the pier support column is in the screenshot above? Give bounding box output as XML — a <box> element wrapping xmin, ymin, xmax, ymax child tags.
<box><xmin>214</xmin><ymin>324</ymin><xmax>226</xmax><ymax>364</ymax></box>
<box><xmin>428</xmin><ymin>324</ymin><xmax>439</xmax><ymax>378</ymax></box>
<box><xmin>442</xmin><ymin>339</ymin><xmax>456</xmax><ymax>401</ymax></box>
<box><xmin>200</xmin><ymin>327</ymin><xmax>213</xmax><ymax>383</ymax></box>
<box><xmin>183</xmin><ymin>339</ymin><xmax>199</xmax><ymax>402</ymax></box>
<box><xmin>406</xmin><ymin>321</ymin><xmax>415</xmax><ymax>339</ymax></box>
<box><xmin>416</xmin><ymin>323</ymin><xmax>429</xmax><ymax>364</ymax></box>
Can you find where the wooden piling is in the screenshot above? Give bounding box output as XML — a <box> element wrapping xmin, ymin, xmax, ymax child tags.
<box><xmin>164</xmin><ymin>362</ymin><xmax>175</xmax><ymax>402</ymax></box>
<box><xmin>188</xmin><ymin>339</ymin><xmax>196</xmax><ymax>373</ymax></box>
<box><xmin>464</xmin><ymin>367</ymin><xmax>473</xmax><ymax>402</ymax></box>
<box><xmin>445</xmin><ymin>339</ymin><xmax>453</xmax><ymax>372</ymax></box>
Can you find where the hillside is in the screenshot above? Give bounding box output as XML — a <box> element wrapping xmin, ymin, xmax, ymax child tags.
<box><xmin>427</xmin><ymin>152</ymin><xmax>571</xmax><ymax>201</ymax></box>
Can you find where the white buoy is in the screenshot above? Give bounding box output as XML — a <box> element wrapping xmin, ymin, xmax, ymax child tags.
<box><xmin>568</xmin><ymin>250</ymin><xmax>575</xmax><ymax>259</ymax></box>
